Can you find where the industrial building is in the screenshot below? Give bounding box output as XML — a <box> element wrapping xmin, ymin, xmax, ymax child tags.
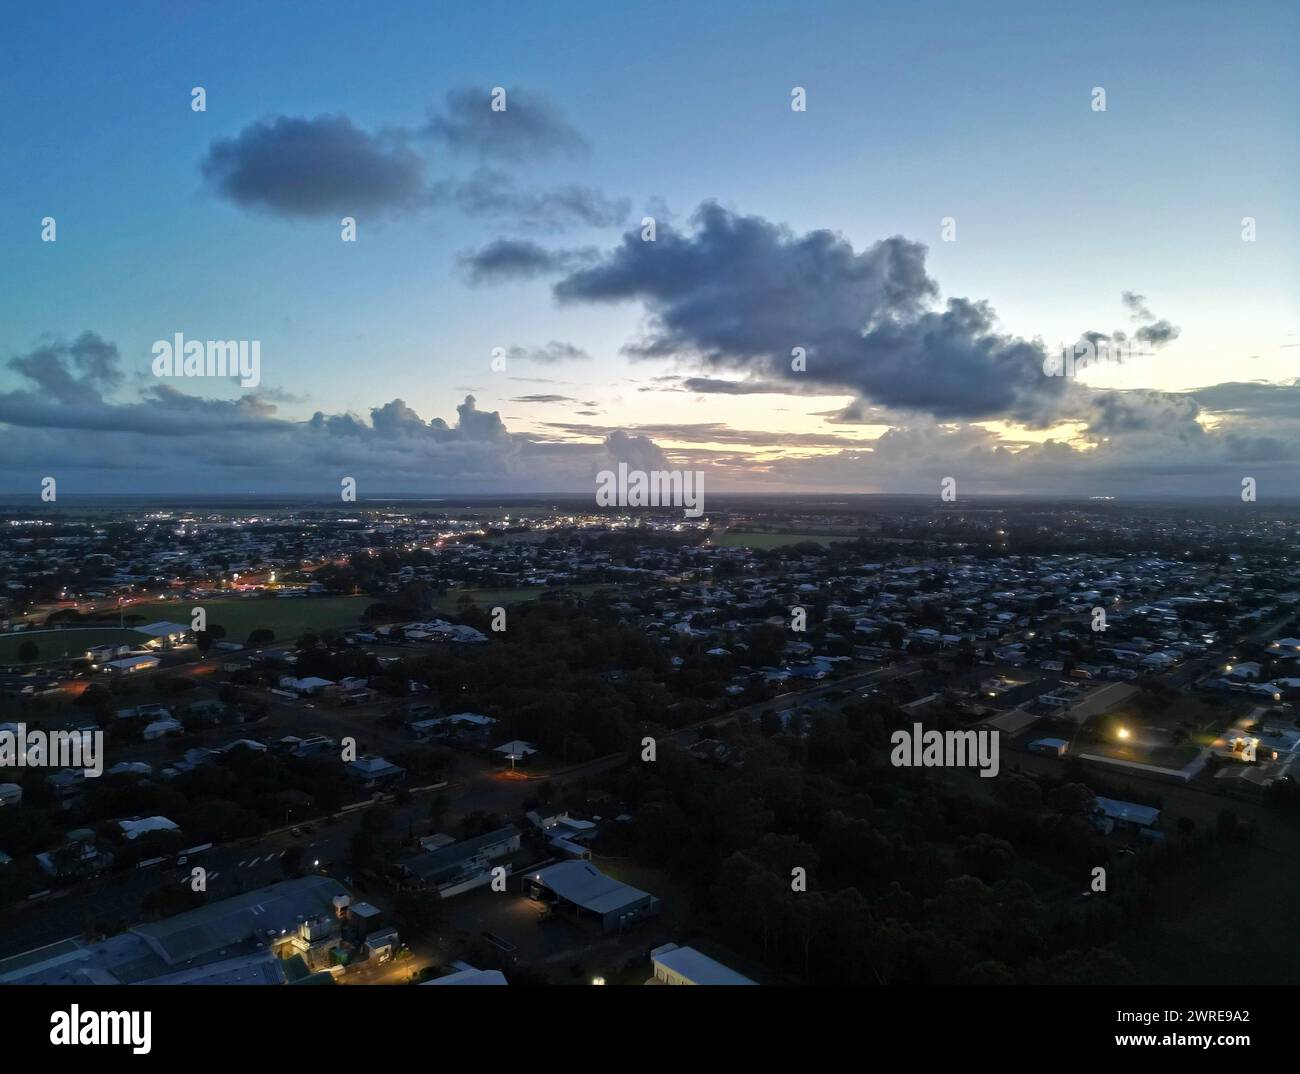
<box><xmin>524</xmin><ymin>861</ymin><xmax>660</xmax><ymax>932</ymax></box>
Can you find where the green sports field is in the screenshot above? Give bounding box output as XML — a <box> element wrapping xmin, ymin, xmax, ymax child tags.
<box><xmin>120</xmin><ymin>596</ymin><xmax>372</xmax><ymax>643</ymax></box>
<box><xmin>0</xmin><ymin>627</ymin><xmax>149</xmax><ymax>664</ymax></box>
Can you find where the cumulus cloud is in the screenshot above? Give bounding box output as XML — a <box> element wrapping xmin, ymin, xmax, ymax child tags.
<box><xmin>6</xmin><ymin>332</ymin><xmax>123</xmax><ymax>405</ymax></box>
<box><xmin>423</xmin><ymin>88</ymin><xmax>587</xmax><ymax>161</ymax></box>
<box><xmin>1085</xmin><ymin>389</ymin><xmax>1203</xmax><ymax>437</ymax></box>
<box><xmin>1191</xmin><ymin>379</ymin><xmax>1300</xmax><ymax>419</ymax></box>
<box><xmin>201</xmin><ymin>91</ymin><xmax>624</xmax><ymax>232</ymax></box>
<box><xmin>2</xmin><ymin>329</ymin><xmax>1298</xmax><ymax>496</ymax></box>
<box><xmin>458</xmin><ymin>240</ymin><xmax>599</xmax><ymax>284</ymax></box>
<box><xmin>551</xmin><ymin>202</ymin><xmax>1072</xmax><ymax>424</ymax></box>
<box><xmin>201</xmin><ymin>115</ymin><xmax>428</xmax><ymax>217</ymax></box>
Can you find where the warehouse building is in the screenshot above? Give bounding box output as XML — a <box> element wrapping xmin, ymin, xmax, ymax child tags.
<box><xmin>524</xmin><ymin>861</ymin><xmax>660</xmax><ymax>932</ymax></box>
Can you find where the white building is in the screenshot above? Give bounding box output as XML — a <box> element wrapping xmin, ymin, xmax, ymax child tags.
<box><xmin>104</xmin><ymin>654</ymin><xmax>160</xmax><ymax>675</ymax></box>
<box><xmin>649</xmin><ymin>943</ymin><xmax>757</xmax><ymax>986</ymax></box>
<box><xmin>118</xmin><ymin>816</ymin><xmax>180</xmax><ymax>840</ymax></box>
<box><xmin>138</xmin><ymin>622</ymin><xmax>191</xmax><ymax>649</ymax></box>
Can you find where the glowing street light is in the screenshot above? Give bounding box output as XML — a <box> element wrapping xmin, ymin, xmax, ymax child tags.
<box><xmin>1117</xmin><ymin>727</ymin><xmax>1130</xmax><ymax>741</ymax></box>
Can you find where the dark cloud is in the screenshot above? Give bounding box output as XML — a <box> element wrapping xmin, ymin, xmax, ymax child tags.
<box><xmin>200</xmin><ymin>114</ymin><xmax>428</xmax><ymax>217</ymax></box>
<box><xmin>1085</xmin><ymin>390</ymin><xmax>1202</xmax><ymax>437</ymax></box>
<box><xmin>1121</xmin><ymin>290</ymin><xmax>1153</xmax><ymax>321</ymax></box>
<box><xmin>553</xmin><ymin>202</ymin><xmax>1070</xmax><ymax>424</ymax></box>
<box><xmin>433</xmin><ymin>169</ymin><xmax>628</xmax><ymax>232</ymax></box>
<box><xmin>1117</xmin><ymin>290</ymin><xmax>1180</xmax><ymax>349</ymax></box>
<box><xmin>1190</xmin><ymin>379</ymin><xmax>1300</xmax><ymax>419</ymax></box>
<box><xmin>202</xmin><ymin>95</ymin><xmax>625</xmax><ymax>232</ymax></box>
<box><xmin>506</xmin><ymin>341</ymin><xmax>591</xmax><ymax>364</ymax></box>
<box><xmin>544</xmin><ymin>420</ymin><xmax>872</xmax><ymax>450</ymax></box>
<box><xmin>3</xmin><ymin>327</ymin><xmax>1298</xmax><ymax>496</ymax></box>
<box><xmin>676</xmin><ymin>376</ymin><xmax>846</xmax><ymax>396</ymax></box>
<box><xmin>458</xmin><ymin>240</ymin><xmax>599</xmax><ymax>284</ymax></box>
<box><xmin>1135</xmin><ymin>320</ymin><xmax>1180</xmax><ymax>347</ymax></box>
<box><xmin>7</xmin><ymin>332</ymin><xmax>122</xmax><ymax>405</ymax></box>
<box><xmin>423</xmin><ymin>88</ymin><xmax>587</xmax><ymax>161</ymax></box>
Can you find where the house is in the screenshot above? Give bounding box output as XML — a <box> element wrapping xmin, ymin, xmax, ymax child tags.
<box><xmin>118</xmin><ymin>816</ymin><xmax>180</xmax><ymax>840</ymax></box>
<box><xmin>1028</xmin><ymin>738</ymin><xmax>1069</xmax><ymax>758</ymax></box>
<box><xmin>285</xmin><ymin>735</ymin><xmax>334</xmax><ymax>758</ymax></box>
<box><xmin>35</xmin><ymin>828</ymin><xmax>111</xmax><ymax>878</ymax></box>
<box><xmin>1214</xmin><ymin>754</ymin><xmax>1300</xmax><ymax>797</ymax></box>
<box><xmin>1092</xmin><ymin>796</ymin><xmax>1160</xmax><ymax>835</ymax></box>
<box><xmin>345</xmin><ymin>755</ymin><xmax>404</xmax><ymax>789</ymax></box>
<box><xmin>534</xmin><ymin>812</ymin><xmax>600</xmax><ymax>855</ymax></box>
<box><xmin>523</xmin><ymin>861</ymin><xmax>660</xmax><ymax>932</ymax></box>
<box><xmin>143</xmin><ymin>717</ymin><xmax>183</xmax><ymax>741</ymax></box>
<box><xmin>648</xmin><ymin>943</ymin><xmax>757</xmax><ymax>986</ymax></box>
<box><xmin>399</xmin><ymin>825</ymin><xmax>520</xmax><ymax>897</ymax></box>
<box><xmin>106</xmin><ymin>761</ymin><xmax>153</xmax><ymax>778</ymax></box>
<box><xmin>278</xmin><ymin>676</ymin><xmax>336</xmax><ymax>697</ymax></box>
<box><xmin>363</xmin><ymin>927</ymin><xmax>400</xmax><ymax>961</ymax></box>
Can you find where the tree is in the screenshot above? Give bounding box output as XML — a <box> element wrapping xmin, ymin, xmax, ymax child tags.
<box><xmin>247</xmin><ymin>628</ymin><xmax>275</xmax><ymax>648</ymax></box>
<box><xmin>427</xmin><ymin>793</ymin><xmax>450</xmax><ymax>828</ymax></box>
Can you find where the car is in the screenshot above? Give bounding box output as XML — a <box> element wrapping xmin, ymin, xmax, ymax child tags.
<box><xmin>289</xmin><ymin>827</ymin><xmax>303</xmax><ymax>837</ymax></box>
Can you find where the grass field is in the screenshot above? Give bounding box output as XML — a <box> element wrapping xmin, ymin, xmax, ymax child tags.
<box><xmin>119</xmin><ymin>596</ymin><xmax>372</xmax><ymax>643</ymax></box>
<box><xmin>0</xmin><ymin>627</ymin><xmax>148</xmax><ymax>664</ymax></box>
<box><xmin>711</xmin><ymin>532</ymin><xmax>859</xmax><ymax>550</ymax></box>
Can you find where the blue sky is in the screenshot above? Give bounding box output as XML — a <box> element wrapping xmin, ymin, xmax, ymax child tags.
<box><xmin>0</xmin><ymin>0</ymin><xmax>1296</xmax><ymax>495</ymax></box>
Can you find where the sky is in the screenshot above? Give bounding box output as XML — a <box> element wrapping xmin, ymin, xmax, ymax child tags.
<box><xmin>0</xmin><ymin>0</ymin><xmax>1296</xmax><ymax>498</ymax></box>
